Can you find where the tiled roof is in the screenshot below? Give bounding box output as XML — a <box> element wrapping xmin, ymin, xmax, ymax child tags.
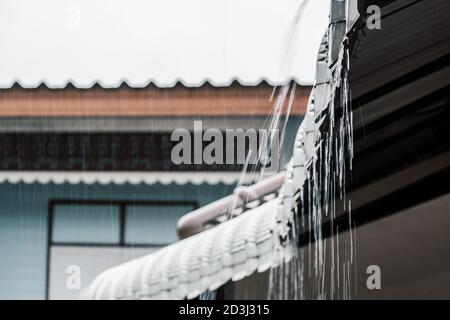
<box><xmin>81</xmin><ymin>199</ymin><xmax>285</xmax><ymax>300</ymax></box>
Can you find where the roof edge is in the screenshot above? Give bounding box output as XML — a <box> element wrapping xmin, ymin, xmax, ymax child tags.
<box><xmin>0</xmin><ymin>78</ymin><xmax>313</xmax><ymax>90</ymax></box>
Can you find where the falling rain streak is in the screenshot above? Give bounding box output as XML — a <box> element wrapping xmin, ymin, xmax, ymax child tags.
<box><xmin>268</xmin><ymin>42</ymin><xmax>355</xmax><ymax>299</ymax></box>
<box><xmin>198</xmin><ymin>0</ymin><xmax>355</xmax><ymax>300</ymax></box>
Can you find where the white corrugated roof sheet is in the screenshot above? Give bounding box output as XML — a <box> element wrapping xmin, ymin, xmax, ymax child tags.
<box><xmin>0</xmin><ymin>171</ymin><xmax>258</xmax><ymax>186</ymax></box>
<box><xmin>0</xmin><ymin>0</ymin><xmax>330</xmax><ymax>88</ymax></box>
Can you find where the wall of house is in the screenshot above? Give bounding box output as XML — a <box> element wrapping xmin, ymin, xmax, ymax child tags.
<box><xmin>0</xmin><ymin>182</ymin><xmax>234</xmax><ymax>299</ymax></box>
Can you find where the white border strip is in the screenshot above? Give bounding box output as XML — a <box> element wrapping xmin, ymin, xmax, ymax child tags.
<box><xmin>0</xmin><ymin>171</ymin><xmax>259</xmax><ymax>186</ymax></box>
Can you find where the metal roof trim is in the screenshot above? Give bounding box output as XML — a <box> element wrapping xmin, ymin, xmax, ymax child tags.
<box><xmin>0</xmin><ymin>78</ymin><xmax>309</xmax><ymax>90</ymax></box>
<box><xmin>0</xmin><ymin>171</ymin><xmax>259</xmax><ymax>186</ymax></box>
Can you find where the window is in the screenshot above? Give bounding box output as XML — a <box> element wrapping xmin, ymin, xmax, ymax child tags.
<box><xmin>125</xmin><ymin>203</ymin><xmax>195</xmax><ymax>245</ymax></box>
<box><xmin>47</xmin><ymin>199</ymin><xmax>197</xmax><ymax>299</ymax></box>
<box><xmin>52</xmin><ymin>204</ymin><xmax>120</xmax><ymax>244</ymax></box>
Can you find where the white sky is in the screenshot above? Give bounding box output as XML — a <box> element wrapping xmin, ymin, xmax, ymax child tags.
<box><xmin>0</xmin><ymin>0</ymin><xmax>330</xmax><ymax>88</ymax></box>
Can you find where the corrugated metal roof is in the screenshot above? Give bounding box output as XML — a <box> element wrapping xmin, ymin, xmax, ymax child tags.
<box><xmin>0</xmin><ymin>0</ymin><xmax>330</xmax><ymax>89</ymax></box>
<box><xmin>0</xmin><ymin>171</ymin><xmax>259</xmax><ymax>186</ymax></box>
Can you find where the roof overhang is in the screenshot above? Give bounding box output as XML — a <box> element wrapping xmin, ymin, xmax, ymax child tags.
<box><xmin>0</xmin><ymin>171</ymin><xmax>259</xmax><ymax>186</ymax></box>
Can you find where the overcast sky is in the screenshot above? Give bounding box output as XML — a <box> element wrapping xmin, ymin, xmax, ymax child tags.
<box><xmin>0</xmin><ymin>0</ymin><xmax>330</xmax><ymax>88</ymax></box>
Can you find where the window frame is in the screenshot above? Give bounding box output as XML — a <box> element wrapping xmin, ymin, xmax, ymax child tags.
<box><xmin>45</xmin><ymin>198</ymin><xmax>198</xmax><ymax>299</ymax></box>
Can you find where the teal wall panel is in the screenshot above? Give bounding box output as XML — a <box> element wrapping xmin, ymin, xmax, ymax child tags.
<box><xmin>0</xmin><ymin>182</ymin><xmax>234</xmax><ymax>299</ymax></box>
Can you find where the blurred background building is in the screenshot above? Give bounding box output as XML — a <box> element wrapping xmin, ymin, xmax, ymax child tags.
<box><xmin>0</xmin><ymin>81</ymin><xmax>309</xmax><ymax>299</ymax></box>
